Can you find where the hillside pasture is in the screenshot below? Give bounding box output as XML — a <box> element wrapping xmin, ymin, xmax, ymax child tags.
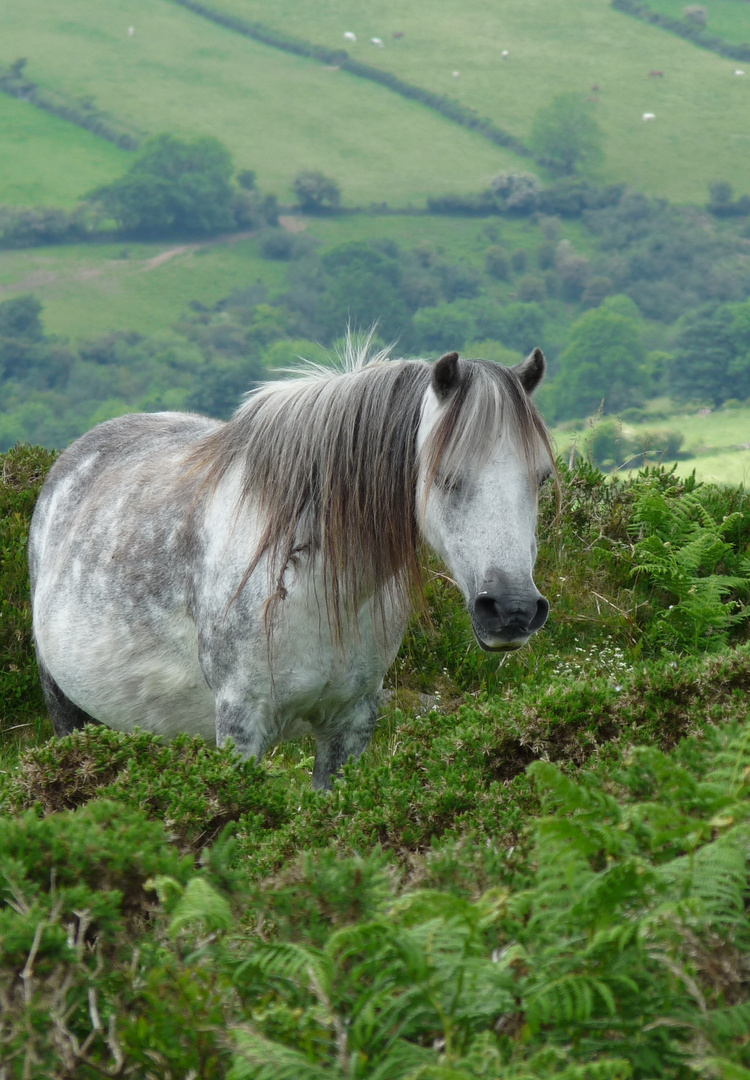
<box><xmin>0</xmin><ymin>92</ymin><xmax>126</xmax><ymax>207</ymax></box>
<box><xmin>642</xmin><ymin>0</ymin><xmax>750</xmax><ymax>48</ymax></box>
<box><xmin>0</xmin><ymin>236</ymin><xmax>288</xmax><ymax>340</ymax></box>
<box><xmin>215</xmin><ymin>0</ymin><xmax>750</xmax><ymax>203</ymax></box>
<box><xmin>0</xmin><ymin>0</ymin><xmax>526</xmax><ymax>208</ymax></box>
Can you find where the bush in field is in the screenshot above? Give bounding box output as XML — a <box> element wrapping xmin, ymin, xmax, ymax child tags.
<box><xmin>292</xmin><ymin>170</ymin><xmax>341</xmax><ymax>212</ymax></box>
<box><xmin>684</xmin><ymin>3</ymin><xmax>707</xmax><ymax>26</ymax></box>
<box><xmin>484</xmin><ymin>245</ymin><xmax>510</xmax><ymax>279</ymax></box>
<box><xmin>530</xmin><ymin>94</ymin><xmax>604</xmax><ymax>176</ymax></box>
<box><xmin>89</xmin><ymin>134</ymin><xmax>237</xmax><ymax>237</ymax></box>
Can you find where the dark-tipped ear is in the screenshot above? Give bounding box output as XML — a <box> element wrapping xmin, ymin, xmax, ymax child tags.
<box><xmin>432</xmin><ymin>351</ymin><xmax>460</xmax><ymax>399</ymax></box>
<box><xmin>513</xmin><ymin>347</ymin><xmax>545</xmax><ymax>395</ymax></box>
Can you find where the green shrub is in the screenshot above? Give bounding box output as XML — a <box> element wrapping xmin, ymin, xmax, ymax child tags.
<box><xmin>0</xmin><ymin>444</ymin><xmax>56</xmax><ymax>730</ymax></box>
<box><xmin>630</xmin><ymin>477</ymin><xmax>750</xmax><ymax>652</ymax></box>
<box><xmin>4</xmin><ymin>726</ymin><xmax>289</xmax><ymax>850</ymax></box>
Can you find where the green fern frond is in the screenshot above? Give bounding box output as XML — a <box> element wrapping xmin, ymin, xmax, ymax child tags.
<box><xmin>691</xmin><ymin>1058</ymin><xmax>750</xmax><ymax>1080</ymax></box>
<box><xmin>229</xmin><ymin>1028</ymin><xmax>335</xmax><ymax>1080</ymax></box>
<box><xmin>167</xmin><ymin>876</ymin><xmax>232</xmax><ymax>938</ymax></box>
<box><xmin>233</xmin><ymin>940</ymin><xmax>333</xmax><ymax>996</ymax></box>
<box><xmin>526</xmin><ymin>973</ymin><xmax>618</xmax><ymax>1028</ymax></box>
<box><xmin>705</xmin><ymin>1000</ymin><xmax>750</xmax><ymax>1040</ymax></box>
<box><xmin>659</xmin><ymin>824</ymin><xmax>750</xmax><ymax>930</ymax></box>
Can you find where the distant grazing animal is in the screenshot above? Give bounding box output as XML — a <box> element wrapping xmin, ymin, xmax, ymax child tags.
<box><xmin>29</xmin><ymin>342</ymin><xmax>553</xmax><ymax>790</ymax></box>
<box><xmin>371</xmin><ymin>37</ymin><xmax>384</xmax><ymax>47</ymax></box>
<box><xmin>649</xmin><ymin>70</ymin><xmax>664</xmax><ymax>77</ymax></box>
<box><xmin>735</xmin><ymin>69</ymin><xmax>745</xmax><ymax>76</ymax></box>
<box><xmin>393</xmin><ymin>31</ymin><xmax>404</xmax><ymax>39</ymax></box>
<box><xmin>453</xmin><ymin>70</ymin><xmax>460</xmax><ymax>78</ymax></box>
<box><xmin>591</xmin><ymin>83</ymin><xmax>599</xmax><ymax>92</ymax></box>
<box><xmin>127</xmin><ymin>26</ymin><xmax>135</xmax><ymax>36</ymax></box>
<box><xmin>643</xmin><ymin>112</ymin><xmax>656</xmax><ymax>120</ymax></box>
<box><xmin>501</xmin><ymin>49</ymin><xmax>509</xmax><ymax>58</ymax></box>
<box><xmin>344</xmin><ymin>31</ymin><xmax>356</xmax><ymax>42</ymax></box>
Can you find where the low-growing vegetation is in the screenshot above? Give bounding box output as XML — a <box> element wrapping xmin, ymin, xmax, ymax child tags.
<box><xmin>1</xmin><ymin>443</ymin><xmax>749</xmax><ymax>1076</ymax></box>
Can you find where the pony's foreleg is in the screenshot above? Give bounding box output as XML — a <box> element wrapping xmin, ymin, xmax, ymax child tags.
<box><xmin>215</xmin><ymin>696</ymin><xmax>275</xmax><ymax>762</ymax></box>
<box><xmin>312</xmin><ymin>694</ymin><xmax>380</xmax><ymax>791</ymax></box>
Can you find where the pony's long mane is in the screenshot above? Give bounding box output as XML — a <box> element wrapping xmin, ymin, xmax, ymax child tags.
<box><xmin>189</xmin><ymin>338</ymin><xmax>552</xmax><ymax>636</ymax></box>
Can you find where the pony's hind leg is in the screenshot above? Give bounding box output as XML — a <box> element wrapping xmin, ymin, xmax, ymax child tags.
<box><xmin>38</xmin><ymin>663</ymin><xmax>100</xmax><ymax>737</ymax></box>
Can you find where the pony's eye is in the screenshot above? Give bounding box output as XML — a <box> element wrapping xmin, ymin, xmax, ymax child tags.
<box><xmin>436</xmin><ymin>471</ymin><xmax>464</xmax><ymax>497</ymax></box>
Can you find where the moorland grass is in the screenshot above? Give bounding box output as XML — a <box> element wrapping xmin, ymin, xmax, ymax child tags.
<box><xmin>2</xmin><ymin>0</ymin><xmax>525</xmax><ymax>209</ymax></box>
<box><xmin>1</xmin><ymin>444</ymin><xmax>749</xmax><ymax>1075</ymax></box>
<box><xmin>212</xmin><ymin>0</ymin><xmax>750</xmax><ymax>203</ymax></box>
<box><xmin>0</xmin><ymin>92</ymin><xmax>126</xmax><ymax>207</ymax></box>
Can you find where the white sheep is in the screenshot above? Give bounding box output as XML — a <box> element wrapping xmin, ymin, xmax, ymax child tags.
<box><xmin>501</xmin><ymin>49</ymin><xmax>509</xmax><ymax>58</ymax></box>
<box><xmin>371</xmin><ymin>37</ymin><xmax>384</xmax><ymax>47</ymax></box>
<box><xmin>344</xmin><ymin>31</ymin><xmax>356</xmax><ymax>42</ymax></box>
<box><xmin>643</xmin><ymin>112</ymin><xmax>656</xmax><ymax>120</ymax></box>
<box><xmin>452</xmin><ymin>70</ymin><xmax>460</xmax><ymax>78</ymax></box>
<box><xmin>735</xmin><ymin>69</ymin><xmax>745</xmax><ymax>76</ymax></box>
<box><xmin>128</xmin><ymin>26</ymin><xmax>135</xmax><ymax>36</ymax></box>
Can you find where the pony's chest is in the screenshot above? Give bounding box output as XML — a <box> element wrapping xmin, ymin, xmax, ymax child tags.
<box><xmin>273</xmin><ymin>628</ymin><xmax>384</xmax><ymax>716</ymax></box>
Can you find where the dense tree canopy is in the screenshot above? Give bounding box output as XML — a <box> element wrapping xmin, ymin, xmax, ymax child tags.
<box><xmin>668</xmin><ymin>302</ymin><xmax>750</xmax><ymax>404</ymax></box>
<box><xmin>90</xmin><ymin>134</ymin><xmax>236</xmax><ymax>237</ymax></box>
<box><xmin>551</xmin><ymin>307</ymin><xmax>645</xmax><ymax>419</ymax></box>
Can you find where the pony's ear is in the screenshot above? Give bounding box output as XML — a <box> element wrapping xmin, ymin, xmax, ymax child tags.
<box><xmin>432</xmin><ymin>351</ymin><xmax>460</xmax><ymax>399</ymax></box>
<box><xmin>513</xmin><ymin>347</ymin><xmax>545</xmax><ymax>395</ymax></box>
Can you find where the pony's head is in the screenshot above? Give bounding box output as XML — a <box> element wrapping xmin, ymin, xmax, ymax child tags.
<box><xmin>418</xmin><ymin>349</ymin><xmax>553</xmax><ymax>651</ymax></box>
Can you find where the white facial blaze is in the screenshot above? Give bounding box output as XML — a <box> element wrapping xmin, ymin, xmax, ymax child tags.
<box><xmin>416</xmin><ymin>386</ymin><xmax>544</xmax><ymax>605</ymax></box>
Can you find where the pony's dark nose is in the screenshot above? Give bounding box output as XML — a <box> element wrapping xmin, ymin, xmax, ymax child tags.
<box><xmin>471</xmin><ymin>570</ymin><xmax>549</xmax><ymax>649</ymax></box>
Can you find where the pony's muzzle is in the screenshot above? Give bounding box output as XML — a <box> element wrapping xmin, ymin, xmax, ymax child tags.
<box><xmin>471</xmin><ymin>572</ymin><xmax>549</xmax><ymax>651</ymax></box>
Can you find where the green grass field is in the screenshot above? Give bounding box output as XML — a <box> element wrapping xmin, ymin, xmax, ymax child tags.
<box><xmin>216</xmin><ymin>0</ymin><xmax>750</xmax><ymax>203</ymax></box>
<box><xmin>553</xmin><ymin>403</ymin><xmax>750</xmax><ymax>486</ymax></box>
<box><xmin>0</xmin><ymin>236</ymin><xmax>288</xmax><ymax>340</ymax></box>
<box><xmin>0</xmin><ymin>92</ymin><xmax>126</xmax><ymax>206</ymax></box>
<box><xmin>643</xmin><ymin>0</ymin><xmax>750</xmax><ymax>47</ymax></box>
<box><xmin>0</xmin><ymin>0</ymin><xmax>526</xmax><ymax>209</ymax></box>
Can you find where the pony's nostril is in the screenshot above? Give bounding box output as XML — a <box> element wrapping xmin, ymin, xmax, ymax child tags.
<box><xmin>529</xmin><ymin>596</ymin><xmax>549</xmax><ymax>632</ymax></box>
<box><xmin>474</xmin><ymin>593</ymin><xmax>501</xmax><ymax>624</ymax></box>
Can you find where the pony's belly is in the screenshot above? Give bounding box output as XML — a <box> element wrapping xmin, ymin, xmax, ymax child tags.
<box><xmin>36</xmin><ymin>600</ymin><xmax>216</xmax><ymax>741</ymax></box>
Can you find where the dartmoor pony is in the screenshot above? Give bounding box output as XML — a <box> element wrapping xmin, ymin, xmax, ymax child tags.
<box><xmin>29</xmin><ymin>344</ymin><xmax>553</xmax><ymax>788</ymax></box>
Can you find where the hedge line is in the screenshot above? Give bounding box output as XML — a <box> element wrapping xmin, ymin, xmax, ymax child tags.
<box><xmin>612</xmin><ymin>0</ymin><xmax>750</xmax><ymax>62</ymax></box>
<box><xmin>0</xmin><ymin>61</ymin><xmax>142</xmax><ymax>151</ymax></box>
<box><xmin>167</xmin><ymin>0</ymin><xmax>532</xmax><ymax>158</ymax></box>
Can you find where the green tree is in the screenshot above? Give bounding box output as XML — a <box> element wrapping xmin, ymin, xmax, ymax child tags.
<box><xmin>317</xmin><ymin>241</ymin><xmax>409</xmax><ymax>342</ymax></box>
<box><xmin>293</xmin><ymin>170</ymin><xmax>341</xmax><ymax>212</ymax></box>
<box><xmin>669</xmin><ymin>302</ymin><xmax>750</xmax><ymax>404</ymax></box>
<box><xmin>530</xmin><ymin>94</ymin><xmax>604</xmax><ymax>176</ymax></box>
<box><xmin>90</xmin><ymin>134</ymin><xmax>236</xmax><ymax>237</ymax></box>
<box><xmin>552</xmin><ymin>307</ymin><xmax>646</xmax><ymax>419</ymax></box>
